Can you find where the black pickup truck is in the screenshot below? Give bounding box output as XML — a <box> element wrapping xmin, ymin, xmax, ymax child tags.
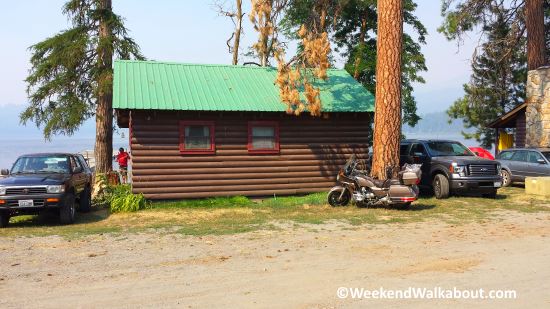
<box><xmin>400</xmin><ymin>140</ymin><xmax>503</xmax><ymax>199</ymax></box>
<box><xmin>0</xmin><ymin>153</ymin><xmax>93</xmax><ymax>227</ymax></box>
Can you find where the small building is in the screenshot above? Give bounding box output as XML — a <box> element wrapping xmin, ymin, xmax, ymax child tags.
<box><xmin>113</xmin><ymin>60</ymin><xmax>374</xmax><ymax>199</ymax></box>
<box><xmin>486</xmin><ymin>102</ymin><xmax>526</xmax><ymax>155</ymax></box>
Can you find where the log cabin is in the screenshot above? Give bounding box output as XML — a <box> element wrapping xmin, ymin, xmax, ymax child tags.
<box><xmin>113</xmin><ymin>60</ymin><xmax>374</xmax><ymax>199</ymax></box>
<box><xmin>486</xmin><ymin>102</ymin><xmax>527</xmax><ymax>156</ymax></box>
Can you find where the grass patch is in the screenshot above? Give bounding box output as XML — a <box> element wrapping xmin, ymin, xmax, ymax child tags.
<box><xmin>1</xmin><ymin>187</ymin><xmax>549</xmax><ymax>238</ymax></box>
<box><xmin>152</xmin><ymin>195</ymin><xmax>254</xmax><ymax>209</ymax></box>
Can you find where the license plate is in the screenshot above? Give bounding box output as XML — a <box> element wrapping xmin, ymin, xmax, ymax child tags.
<box><xmin>18</xmin><ymin>200</ymin><xmax>34</xmax><ymax>207</ymax></box>
<box><xmin>494</xmin><ymin>182</ymin><xmax>502</xmax><ymax>188</ymax></box>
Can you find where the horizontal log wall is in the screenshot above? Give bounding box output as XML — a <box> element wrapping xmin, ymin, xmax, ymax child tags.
<box><xmin>130</xmin><ymin>111</ymin><xmax>372</xmax><ymax>199</ymax></box>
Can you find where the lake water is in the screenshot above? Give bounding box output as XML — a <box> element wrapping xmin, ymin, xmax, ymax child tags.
<box><xmin>0</xmin><ymin>137</ymin><xmax>129</xmax><ymax>169</ymax></box>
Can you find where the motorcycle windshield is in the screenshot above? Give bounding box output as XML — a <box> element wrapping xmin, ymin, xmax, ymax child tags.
<box><xmin>343</xmin><ymin>154</ymin><xmax>357</xmax><ymax>175</ymax></box>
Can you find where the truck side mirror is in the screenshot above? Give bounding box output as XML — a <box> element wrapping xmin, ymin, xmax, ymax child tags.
<box><xmin>73</xmin><ymin>166</ymin><xmax>83</xmax><ymax>174</ymax></box>
<box><xmin>537</xmin><ymin>159</ymin><xmax>547</xmax><ymax>164</ymax></box>
<box><xmin>1</xmin><ymin>169</ymin><xmax>9</xmax><ymax>176</ymax></box>
<box><xmin>413</xmin><ymin>152</ymin><xmax>425</xmax><ymax>157</ymax></box>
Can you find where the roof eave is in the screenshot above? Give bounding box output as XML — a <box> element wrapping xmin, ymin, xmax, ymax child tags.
<box><xmin>486</xmin><ymin>103</ymin><xmax>527</xmax><ymax>128</ymax></box>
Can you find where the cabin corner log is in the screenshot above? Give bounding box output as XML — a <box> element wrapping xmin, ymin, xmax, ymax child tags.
<box><xmin>129</xmin><ymin>111</ymin><xmax>372</xmax><ymax>199</ymax></box>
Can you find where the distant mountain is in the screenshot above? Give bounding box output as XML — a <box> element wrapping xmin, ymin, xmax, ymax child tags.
<box><xmin>403</xmin><ymin>111</ymin><xmax>473</xmax><ymax>135</ymax></box>
<box><xmin>402</xmin><ymin>111</ymin><xmax>481</xmax><ymax>146</ymax></box>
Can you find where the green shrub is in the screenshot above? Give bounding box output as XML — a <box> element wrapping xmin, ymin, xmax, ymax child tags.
<box><xmin>91</xmin><ymin>175</ymin><xmax>148</xmax><ymax>213</ymax></box>
<box><xmin>108</xmin><ymin>185</ymin><xmax>148</xmax><ymax>213</ymax></box>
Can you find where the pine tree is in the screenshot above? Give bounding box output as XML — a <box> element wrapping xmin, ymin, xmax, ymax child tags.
<box><xmin>447</xmin><ymin>9</ymin><xmax>527</xmax><ymax>148</ymax></box>
<box><xmin>526</xmin><ymin>0</ymin><xmax>546</xmax><ymax>69</ymax></box>
<box><xmin>281</xmin><ymin>0</ymin><xmax>427</xmax><ymax>126</ymax></box>
<box><xmin>23</xmin><ymin>0</ymin><xmax>143</xmax><ymax>173</ymax></box>
<box><xmin>370</xmin><ymin>0</ymin><xmax>403</xmax><ymax>179</ymax></box>
<box><xmin>440</xmin><ymin>1</ymin><xmax>550</xmax><ymax>147</ymax></box>
<box><xmin>439</xmin><ymin>0</ymin><xmax>548</xmax><ymax>70</ymax></box>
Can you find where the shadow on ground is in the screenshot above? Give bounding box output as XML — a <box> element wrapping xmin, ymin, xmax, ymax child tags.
<box><xmin>7</xmin><ymin>207</ymin><xmax>110</xmax><ymax>228</ymax></box>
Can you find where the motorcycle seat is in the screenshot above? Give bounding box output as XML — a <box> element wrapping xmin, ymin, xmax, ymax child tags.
<box><xmin>372</xmin><ymin>178</ymin><xmax>388</xmax><ymax>188</ymax></box>
<box><xmin>372</xmin><ymin>178</ymin><xmax>400</xmax><ymax>188</ymax></box>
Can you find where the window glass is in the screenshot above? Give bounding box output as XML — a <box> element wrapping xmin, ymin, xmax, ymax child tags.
<box><xmin>498</xmin><ymin>151</ymin><xmax>514</xmax><ymax>160</ymax></box>
<box><xmin>251</xmin><ymin>126</ymin><xmax>276</xmax><ymax>149</ymax></box>
<box><xmin>511</xmin><ymin>150</ymin><xmax>528</xmax><ymax>162</ymax></box>
<box><xmin>410</xmin><ymin>144</ymin><xmax>426</xmax><ymax>156</ymax></box>
<box><xmin>528</xmin><ymin>151</ymin><xmax>544</xmax><ymax>163</ymax></box>
<box><xmin>426</xmin><ymin>141</ymin><xmax>474</xmax><ymax>157</ymax></box>
<box><xmin>76</xmin><ymin>155</ymin><xmax>89</xmax><ymax>170</ymax></box>
<box><xmin>542</xmin><ymin>152</ymin><xmax>550</xmax><ymax>161</ymax></box>
<box><xmin>400</xmin><ymin>144</ymin><xmax>409</xmax><ymax>156</ymax></box>
<box><xmin>71</xmin><ymin>156</ymin><xmax>82</xmax><ymax>172</ymax></box>
<box><xmin>184</xmin><ymin>125</ymin><xmax>211</xmax><ymax>150</ymax></box>
<box><xmin>11</xmin><ymin>156</ymin><xmax>70</xmax><ymax>174</ymax></box>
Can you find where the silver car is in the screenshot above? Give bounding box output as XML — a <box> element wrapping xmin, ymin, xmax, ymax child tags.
<box><xmin>496</xmin><ymin>148</ymin><xmax>550</xmax><ymax>186</ymax></box>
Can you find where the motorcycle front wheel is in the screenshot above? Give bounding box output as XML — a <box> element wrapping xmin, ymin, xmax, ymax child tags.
<box><xmin>328</xmin><ymin>190</ymin><xmax>351</xmax><ymax>207</ymax></box>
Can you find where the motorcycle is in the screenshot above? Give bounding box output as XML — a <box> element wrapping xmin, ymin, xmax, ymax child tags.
<box><xmin>328</xmin><ymin>154</ymin><xmax>421</xmax><ymax>208</ymax></box>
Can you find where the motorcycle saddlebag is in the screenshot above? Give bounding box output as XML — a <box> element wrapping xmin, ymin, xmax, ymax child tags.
<box><xmin>400</xmin><ymin>171</ymin><xmax>419</xmax><ymax>185</ymax></box>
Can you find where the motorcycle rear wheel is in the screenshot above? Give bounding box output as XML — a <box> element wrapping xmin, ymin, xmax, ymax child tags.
<box><xmin>328</xmin><ymin>190</ymin><xmax>351</xmax><ymax>207</ymax></box>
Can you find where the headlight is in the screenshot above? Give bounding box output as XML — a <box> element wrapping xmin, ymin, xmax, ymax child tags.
<box><xmin>450</xmin><ymin>163</ymin><xmax>467</xmax><ymax>177</ymax></box>
<box><xmin>46</xmin><ymin>185</ymin><xmax>65</xmax><ymax>194</ymax></box>
<box><xmin>0</xmin><ymin>186</ymin><xmax>5</xmax><ymax>196</ymax></box>
<box><xmin>454</xmin><ymin>166</ymin><xmax>467</xmax><ymax>176</ymax></box>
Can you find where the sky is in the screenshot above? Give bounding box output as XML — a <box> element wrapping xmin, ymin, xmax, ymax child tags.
<box><xmin>0</xmin><ymin>0</ymin><xmax>479</xmax><ymax>139</ymax></box>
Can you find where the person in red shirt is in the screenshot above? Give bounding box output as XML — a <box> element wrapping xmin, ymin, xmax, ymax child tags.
<box><xmin>115</xmin><ymin>148</ymin><xmax>131</xmax><ymax>183</ymax></box>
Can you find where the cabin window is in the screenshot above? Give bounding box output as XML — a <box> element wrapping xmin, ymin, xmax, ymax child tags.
<box><xmin>179</xmin><ymin>121</ymin><xmax>215</xmax><ymax>154</ymax></box>
<box><xmin>248</xmin><ymin>121</ymin><xmax>280</xmax><ymax>154</ymax></box>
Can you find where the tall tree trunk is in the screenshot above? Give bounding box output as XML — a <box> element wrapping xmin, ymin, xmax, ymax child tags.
<box><xmin>320</xmin><ymin>4</ymin><xmax>327</xmax><ymax>30</ymax></box>
<box><xmin>260</xmin><ymin>31</ymin><xmax>269</xmax><ymax>66</ymax></box>
<box><xmin>95</xmin><ymin>0</ymin><xmax>113</xmax><ymax>174</ymax></box>
<box><xmin>354</xmin><ymin>15</ymin><xmax>367</xmax><ymax>79</ymax></box>
<box><xmin>371</xmin><ymin>0</ymin><xmax>403</xmax><ymax>180</ymax></box>
<box><xmin>232</xmin><ymin>0</ymin><xmax>243</xmax><ymax>65</ymax></box>
<box><xmin>526</xmin><ymin>0</ymin><xmax>546</xmax><ymax>70</ymax></box>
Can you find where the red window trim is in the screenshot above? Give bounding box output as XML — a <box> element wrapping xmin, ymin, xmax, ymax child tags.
<box><xmin>247</xmin><ymin>121</ymin><xmax>280</xmax><ymax>154</ymax></box>
<box><xmin>179</xmin><ymin>121</ymin><xmax>216</xmax><ymax>154</ymax></box>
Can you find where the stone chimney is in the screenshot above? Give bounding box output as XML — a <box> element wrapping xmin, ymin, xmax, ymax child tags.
<box><xmin>526</xmin><ymin>67</ymin><xmax>550</xmax><ymax>147</ymax></box>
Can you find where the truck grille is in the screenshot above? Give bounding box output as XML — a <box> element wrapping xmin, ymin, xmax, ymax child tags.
<box><xmin>468</xmin><ymin>164</ymin><xmax>497</xmax><ymax>176</ymax></box>
<box><xmin>6</xmin><ymin>200</ymin><xmax>45</xmax><ymax>207</ymax></box>
<box><xmin>5</xmin><ymin>187</ymin><xmax>48</xmax><ymax>195</ymax></box>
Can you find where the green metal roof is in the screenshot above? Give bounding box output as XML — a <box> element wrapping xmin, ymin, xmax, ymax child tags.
<box><xmin>113</xmin><ymin>60</ymin><xmax>374</xmax><ymax>112</ymax></box>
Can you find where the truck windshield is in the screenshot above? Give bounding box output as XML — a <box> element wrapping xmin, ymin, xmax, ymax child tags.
<box><xmin>11</xmin><ymin>156</ymin><xmax>71</xmax><ymax>174</ymax></box>
<box><xmin>426</xmin><ymin>141</ymin><xmax>474</xmax><ymax>157</ymax></box>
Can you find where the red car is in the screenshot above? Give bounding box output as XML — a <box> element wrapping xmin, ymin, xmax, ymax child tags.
<box><xmin>469</xmin><ymin>147</ymin><xmax>495</xmax><ymax>160</ymax></box>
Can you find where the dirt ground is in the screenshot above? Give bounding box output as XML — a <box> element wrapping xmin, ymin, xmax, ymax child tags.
<box><xmin>1</xmin><ymin>211</ymin><xmax>549</xmax><ymax>308</ymax></box>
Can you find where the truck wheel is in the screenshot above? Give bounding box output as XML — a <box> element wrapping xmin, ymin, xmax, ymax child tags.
<box><xmin>482</xmin><ymin>190</ymin><xmax>498</xmax><ymax>199</ymax></box>
<box><xmin>60</xmin><ymin>193</ymin><xmax>76</xmax><ymax>224</ymax></box>
<box><xmin>432</xmin><ymin>174</ymin><xmax>450</xmax><ymax>199</ymax></box>
<box><xmin>0</xmin><ymin>211</ymin><xmax>10</xmax><ymax>228</ymax></box>
<box><xmin>501</xmin><ymin>169</ymin><xmax>512</xmax><ymax>187</ymax></box>
<box><xmin>328</xmin><ymin>190</ymin><xmax>350</xmax><ymax>207</ymax></box>
<box><xmin>79</xmin><ymin>186</ymin><xmax>92</xmax><ymax>213</ymax></box>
